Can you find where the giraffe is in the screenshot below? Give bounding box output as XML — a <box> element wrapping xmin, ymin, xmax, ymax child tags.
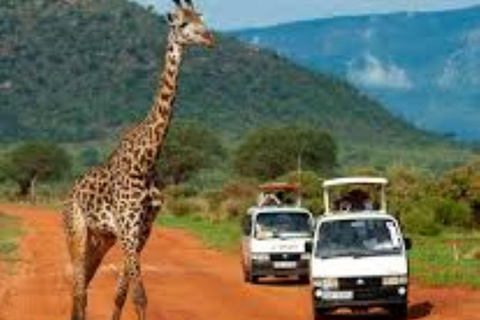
<box><xmin>62</xmin><ymin>1</ymin><xmax>214</xmax><ymax>319</ymax></box>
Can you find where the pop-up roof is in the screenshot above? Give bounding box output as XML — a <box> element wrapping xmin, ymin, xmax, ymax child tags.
<box><xmin>257</xmin><ymin>182</ymin><xmax>300</xmax><ymax>207</ymax></box>
<box><xmin>323</xmin><ymin>177</ymin><xmax>388</xmax><ymax>214</ymax></box>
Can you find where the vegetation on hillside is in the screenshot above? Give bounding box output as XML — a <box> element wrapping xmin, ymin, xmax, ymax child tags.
<box><xmin>2</xmin><ymin>0</ymin><xmax>447</xmax><ymax>148</ymax></box>
<box><xmin>234</xmin><ymin>126</ymin><xmax>337</xmax><ymax>180</ymax></box>
<box><xmin>0</xmin><ymin>142</ymin><xmax>72</xmax><ymax>200</ymax></box>
<box><xmin>157</xmin><ymin>121</ymin><xmax>226</xmax><ymax>186</ymax></box>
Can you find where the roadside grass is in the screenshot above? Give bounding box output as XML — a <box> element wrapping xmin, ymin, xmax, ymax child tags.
<box><xmin>157</xmin><ymin>214</ymin><xmax>240</xmax><ymax>252</ymax></box>
<box><xmin>409</xmin><ymin>232</ymin><xmax>480</xmax><ymax>288</ymax></box>
<box><xmin>0</xmin><ymin>212</ymin><xmax>23</xmax><ymax>265</ymax></box>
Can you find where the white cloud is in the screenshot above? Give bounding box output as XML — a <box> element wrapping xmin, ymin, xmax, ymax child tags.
<box><xmin>347</xmin><ymin>53</ymin><xmax>413</xmax><ymax>90</ymax></box>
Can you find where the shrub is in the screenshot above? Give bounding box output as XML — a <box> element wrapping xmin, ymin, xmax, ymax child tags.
<box><xmin>166</xmin><ymin>198</ymin><xmax>202</xmax><ymax>217</ymax></box>
<box><xmin>234</xmin><ymin>126</ymin><xmax>337</xmax><ymax>180</ymax></box>
<box><xmin>221</xmin><ymin>179</ymin><xmax>258</xmax><ymax>200</ymax></box>
<box><xmin>399</xmin><ymin>198</ymin><xmax>443</xmax><ymax>236</ymax></box>
<box><xmin>434</xmin><ymin>198</ymin><xmax>472</xmax><ymax>228</ymax></box>
<box><xmin>164</xmin><ymin>184</ymin><xmax>199</xmax><ymax>200</ymax></box>
<box><xmin>220</xmin><ymin>198</ymin><xmax>251</xmax><ymax>220</ymax></box>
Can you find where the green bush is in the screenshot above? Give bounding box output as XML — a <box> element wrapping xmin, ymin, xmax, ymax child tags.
<box><xmin>166</xmin><ymin>198</ymin><xmax>202</xmax><ymax>217</ymax></box>
<box><xmin>434</xmin><ymin>197</ymin><xmax>472</xmax><ymax>228</ymax></box>
<box><xmin>400</xmin><ymin>198</ymin><xmax>443</xmax><ymax>236</ymax></box>
<box><xmin>220</xmin><ymin>198</ymin><xmax>251</xmax><ymax>220</ymax></box>
<box><xmin>221</xmin><ymin>179</ymin><xmax>258</xmax><ymax>200</ymax></box>
<box><xmin>164</xmin><ymin>184</ymin><xmax>199</xmax><ymax>200</ymax></box>
<box><xmin>234</xmin><ymin>126</ymin><xmax>337</xmax><ymax>180</ymax></box>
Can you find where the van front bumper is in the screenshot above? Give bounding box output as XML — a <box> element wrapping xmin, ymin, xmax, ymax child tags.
<box><xmin>251</xmin><ymin>260</ymin><xmax>310</xmax><ymax>277</ymax></box>
<box><xmin>312</xmin><ymin>285</ymin><xmax>408</xmax><ymax>309</ymax></box>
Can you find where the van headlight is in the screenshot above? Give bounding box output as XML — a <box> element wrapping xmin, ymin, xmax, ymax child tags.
<box><xmin>382</xmin><ymin>275</ymin><xmax>408</xmax><ymax>286</ymax></box>
<box><xmin>313</xmin><ymin>277</ymin><xmax>339</xmax><ymax>289</ymax></box>
<box><xmin>251</xmin><ymin>253</ymin><xmax>270</xmax><ymax>261</ymax></box>
<box><xmin>301</xmin><ymin>252</ymin><xmax>311</xmax><ymax>260</ymax></box>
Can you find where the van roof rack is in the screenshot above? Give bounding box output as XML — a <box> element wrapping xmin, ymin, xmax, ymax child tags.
<box><xmin>257</xmin><ymin>182</ymin><xmax>301</xmax><ymax>207</ymax></box>
<box><xmin>323</xmin><ymin>177</ymin><xmax>388</xmax><ymax>188</ymax></box>
<box><xmin>323</xmin><ymin>176</ymin><xmax>388</xmax><ymax>215</ymax></box>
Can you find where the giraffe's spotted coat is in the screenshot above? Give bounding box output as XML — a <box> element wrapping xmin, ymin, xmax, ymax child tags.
<box><xmin>62</xmin><ymin>1</ymin><xmax>214</xmax><ymax>319</ymax></box>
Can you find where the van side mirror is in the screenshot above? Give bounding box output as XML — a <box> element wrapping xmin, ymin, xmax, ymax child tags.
<box><xmin>404</xmin><ymin>237</ymin><xmax>412</xmax><ymax>250</ymax></box>
<box><xmin>305</xmin><ymin>241</ymin><xmax>313</xmax><ymax>253</ymax></box>
<box><xmin>241</xmin><ymin>216</ymin><xmax>252</xmax><ymax>236</ymax></box>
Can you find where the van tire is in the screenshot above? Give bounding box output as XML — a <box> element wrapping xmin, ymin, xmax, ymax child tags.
<box><xmin>313</xmin><ymin>308</ymin><xmax>329</xmax><ymax>320</ymax></box>
<box><xmin>299</xmin><ymin>275</ymin><xmax>310</xmax><ymax>284</ymax></box>
<box><xmin>243</xmin><ymin>268</ymin><xmax>259</xmax><ymax>284</ymax></box>
<box><xmin>389</xmin><ymin>303</ymin><xmax>408</xmax><ymax>319</ymax></box>
<box><xmin>243</xmin><ymin>268</ymin><xmax>251</xmax><ymax>283</ymax></box>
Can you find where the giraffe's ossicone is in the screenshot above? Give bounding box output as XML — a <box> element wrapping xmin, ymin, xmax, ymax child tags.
<box><xmin>62</xmin><ymin>1</ymin><xmax>214</xmax><ymax>319</ymax></box>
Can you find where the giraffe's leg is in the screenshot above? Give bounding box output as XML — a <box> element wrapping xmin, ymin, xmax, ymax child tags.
<box><xmin>64</xmin><ymin>208</ymin><xmax>88</xmax><ymax>320</ymax></box>
<box><xmin>65</xmin><ymin>207</ymin><xmax>116</xmax><ymax>320</ymax></box>
<box><xmin>111</xmin><ymin>258</ymin><xmax>130</xmax><ymax>320</ymax></box>
<box><xmin>132</xmin><ymin>224</ymin><xmax>153</xmax><ymax>320</ymax></box>
<box><xmin>85</xmin><ymin>232</ymin><xmax>116</xmax><ymax>284</ymax></box>
<box><xmin>111</xmin><ymin>252</ymin><xmax>147</xmax><ymax>320</ymax></box>
<box><xmin>111</xmin><ymin>215</ymin><xmax>151</xmax><ymax>320</ymax></box>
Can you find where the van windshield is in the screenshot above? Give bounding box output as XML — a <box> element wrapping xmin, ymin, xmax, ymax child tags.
<box><xmin>255</xmin><ymin>212</ymin><xmax>311</xmax><ymax>239</ymax></box>
<box><xmin>315</xmin><ymin>218</ymin><xmax>403</xmax><ymax>259</ymax></box>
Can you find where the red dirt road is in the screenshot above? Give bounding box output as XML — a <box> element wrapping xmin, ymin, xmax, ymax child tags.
<box><xmin>0</xmin><ymin>204</ymin><xmax>479</xmax><ymax>320</ymax></box>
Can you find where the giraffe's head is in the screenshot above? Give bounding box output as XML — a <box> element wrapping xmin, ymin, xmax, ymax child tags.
<box><xmin>167</xmin><ymin>0</ymin><xmax>215</xmax><ymax>48</ymax></box>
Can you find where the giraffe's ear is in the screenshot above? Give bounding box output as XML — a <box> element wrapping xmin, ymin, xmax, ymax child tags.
<box><xmin>166</xmin><ymin>13</ymin><xmax>174</xmax><ymax>24</ymax></box>
<box><xmin>184</xmin><ymin>0</ymin><xmax>194</xmax><ymax>8</ymax></box>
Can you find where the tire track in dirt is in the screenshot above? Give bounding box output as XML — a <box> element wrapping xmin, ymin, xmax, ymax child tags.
<box><xmin>0</xmin><ymin>204</ymin><xmax>479</xmax><ymax>320</ymax></box>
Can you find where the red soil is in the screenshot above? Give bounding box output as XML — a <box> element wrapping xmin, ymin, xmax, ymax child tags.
<box><xmin>0</xmin><ymin>204</ymin><xmax>479</xmax><ymax>320</ymax></box>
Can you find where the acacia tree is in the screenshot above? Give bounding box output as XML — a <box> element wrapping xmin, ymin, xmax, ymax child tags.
<box><xmin>157</xmin><ymin>122</ymin><xmax>225</xmax><ymax>186</ymax></box>
<box><xmin>234</xmin><ymin>126</ymin><xmax>337</xmax><ymax>180</ymax></box>
<box><xmin>1</xmin><ymin>141</ymin><xmax>72</xmax><ymax>200</ymax></box>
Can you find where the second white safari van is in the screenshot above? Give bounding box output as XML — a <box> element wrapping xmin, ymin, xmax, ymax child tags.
<box><xmin>311</xmin><ymin>177</ymin><xmax>411</xmax><ymax>319</ymax></box>
<box><xmin>241</xmin><ymin>183</ymin><xmax>314</xmax><ymax>284</ymax></box>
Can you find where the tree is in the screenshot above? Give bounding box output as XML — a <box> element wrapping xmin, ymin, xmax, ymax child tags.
<box><xmin>157</xmin><ymin>122</ymin><xmax>226</xmax><ymax>186</ymax></box>
<box><xmin>234</xmin><ymin>126</ymin><xmax>337</xmax><ymax>180</ymax></box>
<box><xmin>1</xmin><ymin>141</ymin><xmax>72</xmax><ymax>200</ymax></box>
<box><xmin>79</xmin><ymin>147</ymin><xmax>101</xmax><ymax>168</ymax></box>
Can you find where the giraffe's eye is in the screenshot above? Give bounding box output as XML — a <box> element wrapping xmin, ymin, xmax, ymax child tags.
<box><xmin>179</xmin><ymin>22</ymin><xmax>188</xmax><ymax>29</ymax></box>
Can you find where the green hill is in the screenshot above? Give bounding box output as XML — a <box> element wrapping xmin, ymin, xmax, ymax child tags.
<box><xmin>1</xmin><ymin>0</ymin><xmax>473</xmax><ymax>170</ymax></box>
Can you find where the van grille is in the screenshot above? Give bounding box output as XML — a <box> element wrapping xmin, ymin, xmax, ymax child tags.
<box><xmin>338</xmin><ymin>277</ymin><xmax>382</xmax><ymax>290</ymax></box>
<box><xmin>270</xmin><ymin>253</ymin><xmax>301</xmax><ymax>261</ymax></box>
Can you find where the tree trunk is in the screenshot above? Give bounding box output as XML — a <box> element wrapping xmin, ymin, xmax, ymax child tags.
<box><xmin>29</xmin><ymin>174</ymin><xmax>38</xmax><ymax>203</ymax></box>
<box><xmin>18</xmin><ymin>181</ymin><xmax>30</xmax><ymax>200</ymax></box>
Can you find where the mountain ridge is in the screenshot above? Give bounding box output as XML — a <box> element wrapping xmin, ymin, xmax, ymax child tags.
<box><xmin>233</xmin><ymin>5</ymin><xmax>480</xmax><ymax>141</ymax></box>
<box><xmin>2</xmin><ymin>0</ymin><xmax>474</xmax><ymax>172</ymax></box>
<box><xmin>1</xmin><ymin>0</ymin><xmax>439</xmax><ymax>145</ymax></box>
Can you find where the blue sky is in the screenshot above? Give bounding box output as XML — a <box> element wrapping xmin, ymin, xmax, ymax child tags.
<box><xmin>133</xmin><ymin>0</ymin><xmax>480</xmax><ymax>30</ymax></box>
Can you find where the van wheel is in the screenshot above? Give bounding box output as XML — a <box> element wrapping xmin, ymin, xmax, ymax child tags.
<box><xmin>313</xmin><ymin>308</ymin><xmax>329</xmax><ymax>320</ymax></box>
<box><xmin>299</xmin><ymin>275</ymin><xmax>310</xmax><ymax>284</ymax></box>
<box><xmin>243</xmin><ymin>268</ymin><xmax>259</xmax><ymax>284</ymax></box>
<box><xmin>389</xmin><ymin>303</ymin><xmax>408</xmax><ymax>319</ymax></box>
<box><xmin>243</xmin><ymin>268</ymin><xmax>251</xmax><ymax>283</ymax></box>
<box><xmin>249</xmin><ymin>272</ymin><xmax>259</xmax><ymax>284</ymax></box>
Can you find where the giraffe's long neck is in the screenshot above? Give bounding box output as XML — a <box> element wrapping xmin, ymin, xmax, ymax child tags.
<box><xmin>148</xmin><ymin>31</ymin><xmax>183</xmax><ymax>127</ymax></box>
<box><xmin>129</xmin><ymin>31</ymin><xmax>183</xmax><ymax>171</ymax></box>
<box><xmin>147</xmin><ymin>30</ymin><xmax>183</xmax><ymax>138</ymax></box>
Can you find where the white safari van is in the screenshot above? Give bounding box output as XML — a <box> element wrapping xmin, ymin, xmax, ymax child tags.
<box><xmin>241</xmin><ymin>183</ymin><xmax>314</xmax><ymax>284</ymax></box>
<box><xmin>311</xmin><ymin>177</ymin><xmax>411</xmax><ymax>319</ymax></box>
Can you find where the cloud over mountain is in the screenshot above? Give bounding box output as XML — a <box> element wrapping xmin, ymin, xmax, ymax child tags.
<box><xmin>347</xmin><ymin>54</ymin><xmax>413</xmax><ymax>90</ymax></box>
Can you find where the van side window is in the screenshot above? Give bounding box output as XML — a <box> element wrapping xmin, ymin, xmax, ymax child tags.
<box><xmin>242</xmin><ymin>214</ymin><xmax>252</xmax><ymax>236</ymax></box>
